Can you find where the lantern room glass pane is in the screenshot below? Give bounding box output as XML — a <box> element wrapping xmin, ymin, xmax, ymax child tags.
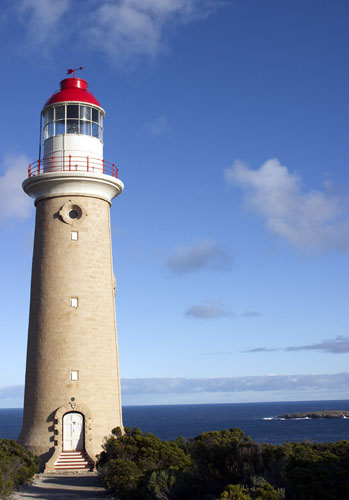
<box><xmin>67</xmin><ymin>105</ymin><xmax>79</xmax><ymax>118</ymax></box>
<box><xmin>67</xmin><ymin>119</ymin><xmax>79</xmax><ymax>134</ymax></box>
<box><xmin>48</xmin><ymin>122</ymin><xmax>54</xmax><ymax>137</ymax></box>
<box><xmin>92</xmin><ymin>123</ymin><xmax>99</xmax><ymax>138</ymax></box>
<box><xmin>56</xmin><ymin>120</ymin><xmax>65</xmax><ymax>135</ymax></box>
<box><xmin>55</xmin><ymin>106</ymin><xmax>65</xmax><ymax>120</ymax></box>
<box><xmin>45</xmin><ymin>108</ymin><xmax>53</xmax><ymax>124</ymax></box>
<box><xmin>99</xmin><ymin>128</ymin><xmax>103</xmax><ymax>142</ymax></box>
<box><xmin>80</xmin><ymin>106</ymin><xmax>91</xmax><ymax>120</ymax></box>
<box><xmin>92</xmin><ymin>108</ymin><xmax>99</xmax><ymax>123</ymax></box>
<box><xmin>100</xmin><ymin>115</ymin><xmax>104</xmax><ymax>127</ymax></box>
<box><xmin>80</xmin><ymin>122</ymin><xmax>91</xmax><ymax>135</ymax></box>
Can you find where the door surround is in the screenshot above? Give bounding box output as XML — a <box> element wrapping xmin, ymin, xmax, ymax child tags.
<box><xmin>45</xmin><ymin>402</ymin><xmax>95</xmax><ymax>472</ymax></box>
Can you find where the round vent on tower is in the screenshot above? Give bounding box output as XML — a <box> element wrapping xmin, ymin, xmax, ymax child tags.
<box><xmin>59</xmin><ymin>201</ymin><xmax>87</xmax><ymax>225</ymax></box>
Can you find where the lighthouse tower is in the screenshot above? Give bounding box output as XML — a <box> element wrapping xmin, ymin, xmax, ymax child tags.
<box><xmin>18</xmin><ymin>72</ymin><xmax>124</xmax><ymax>472</ymax></box>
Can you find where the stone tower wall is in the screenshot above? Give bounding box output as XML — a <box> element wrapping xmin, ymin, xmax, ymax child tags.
<box><xmin>18</xmin><ymin>194</ymin><xmax>123</xmax><ymax>464</ymax></box>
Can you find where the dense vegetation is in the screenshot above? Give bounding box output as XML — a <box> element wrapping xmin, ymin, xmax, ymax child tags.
<box><xmin>98</xmin><ymin>427</ymin><xmax>349</xmax><ymax>500</ymax></box>
<box><xmin>0</xmin><ymin>439</ymin><xmax>39</xmax><ymax>499</ymax></box>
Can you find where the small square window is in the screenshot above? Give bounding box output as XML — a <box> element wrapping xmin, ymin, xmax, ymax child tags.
<box><xmin>70</xmin><ymin>297</ymin><xmax>78</xmax><ymax>308</ymax></box>
<box><xmin>71</xmin><ymin>371</ymin><xmax>78</xmax><ymax>381</ymax></box>
<box><xmin>71</xmin><ymin>231</ymin><xmax>78</xmax><ymax>241</ymax></box>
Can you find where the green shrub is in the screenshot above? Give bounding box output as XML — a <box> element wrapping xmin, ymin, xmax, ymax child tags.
<box><xmin>252</xmin><ymin>477</ymin><xmax>284</xmax><ymax>500</ymax></box>
<box><xmin>98</xmin><ymin>427</ymin><xmax>349</xmax><ymax>500</ymax></box>
<box><xmin>219</xmin><ymin>484</ymin><xmax>252</xmax><ymax>500</ymax></box>
<box><xmin>188</xmin><ymin>428</ymin><xmax>263</xmax><ymax>497</ymax></box>
<box><xmin>143</xmin><ymin>469</ymin><xmax>188</xmax><ymax>500</ymax></box>
<box><xmin>98</xmin><ymin>427</ymin><xmax>192</xmax><ymax>500</ymax></box>
<box><xmin>0</xmin><ymin>439</ymin><xmax>39</xmax><ymax>499</ymax></box>
<box><xmin>283</xmin><ymin>441</ymin><xmax>349</xmax><ymax>500</ymax></box>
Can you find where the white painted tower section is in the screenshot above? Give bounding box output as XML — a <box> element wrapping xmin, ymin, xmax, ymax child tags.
<box><xmin>43</xmin><ymin>78</ymin><xmax>104</xmax><ymax>162</ymax></box>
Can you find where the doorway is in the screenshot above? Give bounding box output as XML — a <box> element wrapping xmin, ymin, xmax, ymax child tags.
<box><xmin>63</xmin><ymin>412</ymin><xmax>84</xmax><ymax>451</ymax></box>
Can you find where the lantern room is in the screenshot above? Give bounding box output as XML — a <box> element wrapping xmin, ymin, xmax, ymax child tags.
<box><xmin>41</xmin><ymin>77</ymin><xmax>105</xmax><ymax>166</ymax></box>
<box><xmin>24</xmin><ymin>72</ymin><xmax>121</xmax><ymax>199</ymax></box>
<box><xmin>43</xmin><ymin>102</ymin><xmax>103</xmax><ymax>142</ymax></box>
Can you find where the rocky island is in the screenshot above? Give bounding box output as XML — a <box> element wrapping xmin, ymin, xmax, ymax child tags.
<box><xmin>277</xmin><ymin>410</ymin><xmax>349</xmax><ymax>419</ymax></box>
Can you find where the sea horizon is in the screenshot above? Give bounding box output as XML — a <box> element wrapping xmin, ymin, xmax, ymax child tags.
<box><xmin>2</xmin><ymin>396</ymin><xmax>349</xmax><ymax>409</ymax></box>
<box><xmin>2</xmin><ymin>399</ymin><xmax>349</xmax><ymax>445</ymax></box>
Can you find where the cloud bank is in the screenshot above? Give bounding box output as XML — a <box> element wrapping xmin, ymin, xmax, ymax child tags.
<box><xmin>17</xmin><ymin>0</ymin><xmax>71</xmax><ymax>51</ymax></box>
<box><xmin>241</xmin><ymin>311</ymin><xmax>261</xmax><ymax>318</ymax></box>
<box><xmin>0</xmin><ymin>385</ymin><xmax>24</xmax><ymax>408</ymax></box>
<box><xmin>167</xmin><ymin>239</ymin><xmax>233</xmax><ymax>274</ymax></box>
<box><xmin>13</xmin><ymin>0</ymin><xmax>224</xmax><ymax>65</ymax></box>
<box><xmin>2</xmin><ymin>373</ymin><xmax>348</xmax><ymax>400</ymax></box>
<box><xmin>121</xmin><ymin>373</ymin><xmax>349</xmax><ymax>394</ymax></box>
<box><xmin>245</xmin><ymin>336</ymin><xmax>349</xmax><ymax>354</ymax></box>
<box><xmin>225</xmin><ymin>159</ymin><xmax>349</xmax><ymax>252</ymax></box>
<box><xmin>186</xmin><ymin>299</ymin><xmax>233</xmax><ymax>319</ymax></box>
<box><xmin>0</xmin><ymin>154</ymin><xmax>33</xmax><ymax>222</ymax></box>
<box><xmin>145</xmin><ymin>115</ymin><xmax>169</xmax><ymax>136</ymax></box>
<box><xmin>286</xmin><ymin>336</ymin><xmax>349</xmax><ymax>354</ymax></box>
<box><xmin>2</xmin><ymin>373</ymin><xmax>348</xmax><ymax>407</ymax></box>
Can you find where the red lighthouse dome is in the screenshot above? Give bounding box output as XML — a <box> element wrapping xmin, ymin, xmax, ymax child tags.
<box><xmin>44</xmin><ymin>78</ymin><xmax>101</xmax><ymax>108</ymax></box>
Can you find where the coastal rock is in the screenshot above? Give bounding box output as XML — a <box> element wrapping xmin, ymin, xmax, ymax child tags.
<box><xmin>277</xmin><ymin>410</ymin><xmax>349</xmax><ymax>420</ymax></box>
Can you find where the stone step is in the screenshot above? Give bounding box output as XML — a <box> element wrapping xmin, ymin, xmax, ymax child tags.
<box><xmin>56</xmin><ymin>458</ymin><xmax>90</xmax><ymax>462</ymax></box>
<box><xmin>55</xmin><ymin>460</ymin><xmax>90</xmax><ymax>463</ymax></box>
<box><xmin>54</xmin><ymin>451</ymin><xmax>93</xmax><ymax>471</ymax></box>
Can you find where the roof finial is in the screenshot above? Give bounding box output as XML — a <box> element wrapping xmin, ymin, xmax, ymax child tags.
<box><xmin>67</xmin><ymin>64</ymin><xmax>83</xmax><ymax>78</ymax></box>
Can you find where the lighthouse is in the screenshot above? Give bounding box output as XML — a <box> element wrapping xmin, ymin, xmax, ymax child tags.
<box><xmin>18</xmin><ymin>71</ymin><xmax>124</xmax><ymax>472</ymax></box>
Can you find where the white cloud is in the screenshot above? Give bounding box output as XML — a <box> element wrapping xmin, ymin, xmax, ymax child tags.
<box><xmin>121</xmin><ymin>373</ymin><xmax>349</xmax><ymax>394</ymax></box>
<box><xmin>12</xmin><ymin>0</ymin><xmax>223</xmax><ymax>64</ymax></box>
<box><xmin>225</xmin><ymin>158</ymin><xmax>349</xmax><ymax>252</ymax></box>
<box><xmin>0</xmin><ymin>385</ymin><xmax>24</xmax><ymax>408</ymax></box>
<box><xmin>167</xmin><ymin>239</ymin><xmax>233</xmax><ymax>274</ymax></box>
<box><xmin>145</xmin><ymin>115</ymin><xmax>169</xmax><ymax>136</ymax></box>
<box><xmin>3</xmin><ymin>374</ymin><xmax>349</xmax><ymax>407</ymax></box>
<box><xmin>87</xmin><ymin>0</ymin><xmax>214</xmax><ymax>66</ymax></box>
<box><xmin>245</xmin><ymin>336</ymin><xmax>349</xmax><ymax>354</ymax></box>
<box><xmin>0</xmin><ymin>154</ymin><xmax>33</xmax><ymax>221</ymax></box>
<box><xmin>87</xmin><ymin>1</ymin><xmax>162</xmax><ymax>63</ymax></box>
<box><xmin>286</xmin><ymin>336</ymin><xmax>349</xmax><ymax>354</ymax></box>
<box><xmin>17</xmin><ymin>0</ymin><xmax>71</xmax><ymax>49</ymax></box>
<box><xmin>125</xmin><ymin>0</ymin><xmax>197</xmax><ymax>16</ymax></box>
<box><xmin>186</xmin><ymin>299</ymin><xmax>233</xmax><ymax>319</ymax></box>
<box><xmin>241</xmin><ymin>311</ymin><xmax>261</xmax><ymax>318</ymax></box>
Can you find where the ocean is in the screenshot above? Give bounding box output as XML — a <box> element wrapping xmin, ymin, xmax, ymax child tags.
<box><xmin>1</xmin><ymin>400</ymin><xmax>349</xmax><ymax>445</ymax></box>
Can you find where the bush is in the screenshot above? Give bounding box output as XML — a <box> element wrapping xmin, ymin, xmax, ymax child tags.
<box><xmin>188</xmin><ymin>429</ymin><xmax>263</xmax><ymax>497</ymax></box>
<box><xmin>98</xmin><ymin>427</ymin><xmax>349</xmax><ymax>500</ymax></box>
<box><xmin>283</xmin><ymin>441</ymin><xmax>349</xmax><ymax>500</ymax></box>
<box><xmin>98</xmin><ymin>427</ymin><xmax>192</xmax><ymax>500</ymax></box>
<box><xmin>219</xmin><ymin>484</ymin><xmax>252</xmax><ymax>500</ymax></box>
<box><xmin>143</xmin><ymin>469</ymin><xmax>188</xmax><ymax>500</ymax></box>
<box><xmin>0</xmin><ymin>439</ymin><xmax>39</xmax><ymax>498</ymax></box>
<box><xmin>251</xmin><ymin>477</ymin><xmax>284</xmax><ymax>500</ymax></box>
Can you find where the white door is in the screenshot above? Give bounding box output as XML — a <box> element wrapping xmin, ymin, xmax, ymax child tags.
<box><xmin>63</xmin><ymin>412</ymin><xmax>84</xmax><ymax>451</ymax></box>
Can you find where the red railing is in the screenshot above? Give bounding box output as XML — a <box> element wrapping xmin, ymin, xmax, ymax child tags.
<box><xmin>28</xmin><ymin>155</ymin><xmax>119</xmax><ymax>178</ymax></box>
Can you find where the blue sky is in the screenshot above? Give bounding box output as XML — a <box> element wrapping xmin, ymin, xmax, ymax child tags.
<box><xmin>0</xmin><ymin>0</ymin><xmax>348</xmax><ymax>407</ymax></box>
